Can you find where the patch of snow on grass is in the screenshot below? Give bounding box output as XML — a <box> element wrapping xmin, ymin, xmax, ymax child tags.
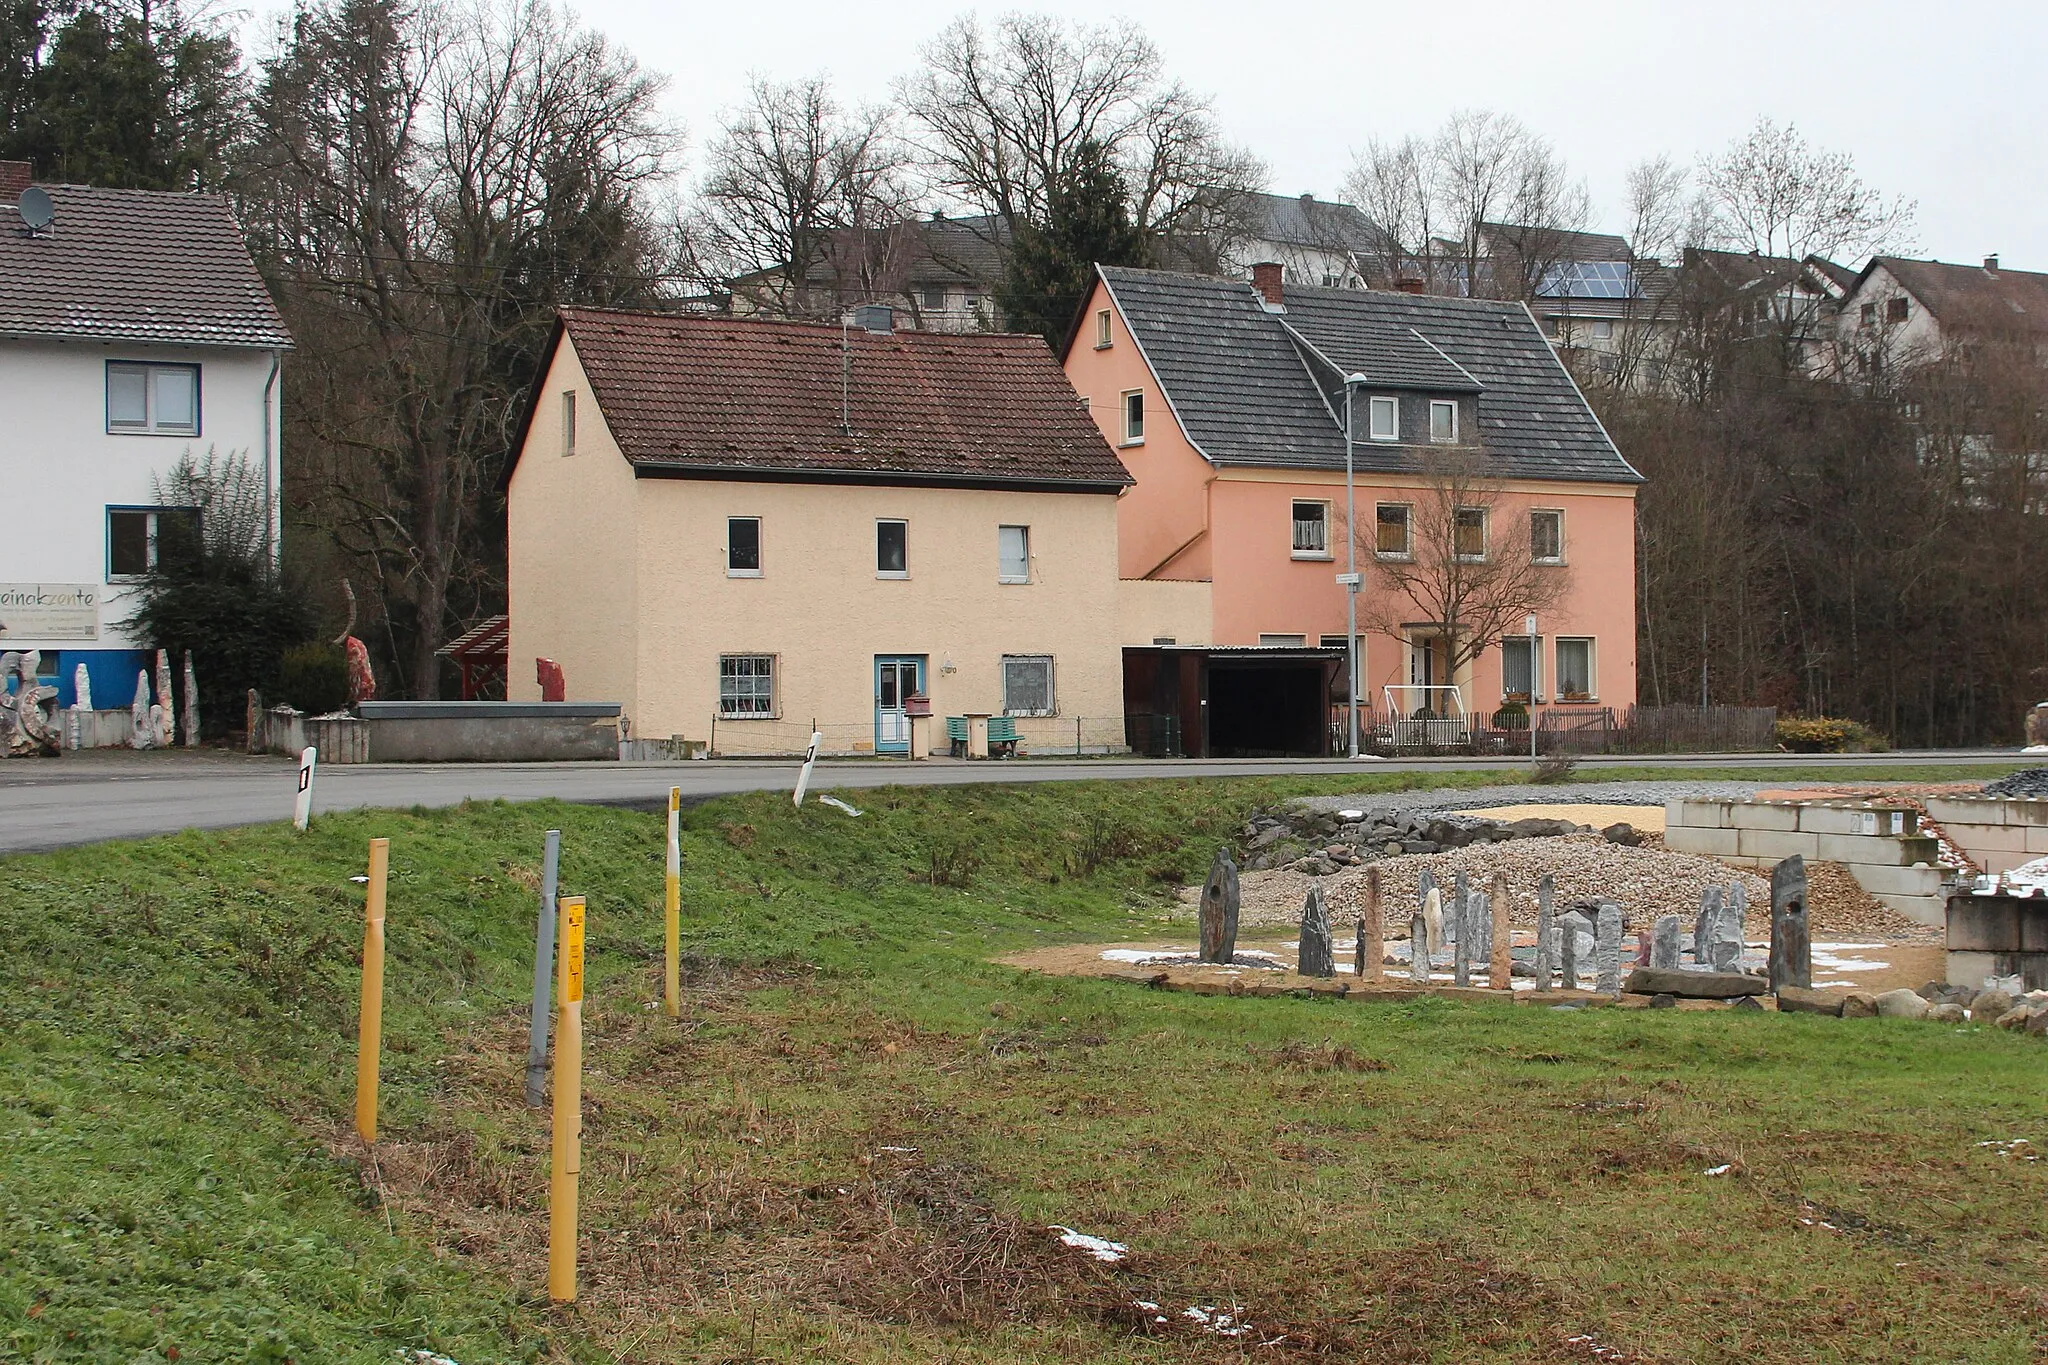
<box><xmin>1048</xmin><ymin>1225</ymin><xmax>1127</xmax><ymax>1263</ymax></box>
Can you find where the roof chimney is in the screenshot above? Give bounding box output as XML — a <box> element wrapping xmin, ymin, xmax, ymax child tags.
<box><xmin>1984</xmin><ymin>253</ymin><xmax>2000</xmax><ymax>273</ymax></box>
<box><xmin>1251</xmin><ymin>261</ymin><xmax>1284</xmax><ymax>308</ymax></box>
<box><xmin>0</xmin><ymin>161</ymin><xmax>29</xmax><ymax>199</ymax></box>
<box><xmin>853</xmin><ymin>303</ymin><xmax>894</xmax><ymax>334</ymax></box>
<box><xmin>1394</xmin><ymin>276</ymin><xmax>1426</xmax><ymax>295</ymax></box>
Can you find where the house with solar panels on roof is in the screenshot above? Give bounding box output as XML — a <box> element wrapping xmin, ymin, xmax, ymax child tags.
<box><xmin>1063</xmin><ymin>263</ymin><xmax>1642</xmax><ymax>758</ymax></box>
<box><xmin>0</xmin><ymin>161</ymin><xmax>290</xmax><ymax>708</ymax></box>
<box><xmin>503</xmin><ymin>304</ymin><xmax>1132</xmax><ymax>756</ymax></box>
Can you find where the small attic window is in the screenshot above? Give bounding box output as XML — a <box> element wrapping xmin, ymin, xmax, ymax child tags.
<box><xmin>1096</xmin><ymin>309</ymin><xmax>1112</xmax><ymax>348</ymax></box>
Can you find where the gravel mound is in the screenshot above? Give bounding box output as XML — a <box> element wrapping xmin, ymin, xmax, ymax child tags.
<box><xmin>1293</xmin><ymin>779</ymin><xmax>1772</xmax><ymax>819</ymax></box>
<box><xmin>1983</xmin><ymin>768</ymin><xmax>2048</xmax><ymax>799</ymax></box>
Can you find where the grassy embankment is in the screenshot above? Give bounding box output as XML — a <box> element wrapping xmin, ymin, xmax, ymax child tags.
<box><xmin>3</xmin><ymin>764</ymin><xmax>2044</xmax><ymax>1363</ymax></box>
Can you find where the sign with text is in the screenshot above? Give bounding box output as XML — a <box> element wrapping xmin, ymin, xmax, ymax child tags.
<box><xmin>0</xmin><ymin>584</ymin><xmax>99</xmax><ymax>641</ymax></box>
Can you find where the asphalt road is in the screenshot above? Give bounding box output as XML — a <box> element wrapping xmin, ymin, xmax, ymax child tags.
<box><xmin>0</xmin><ymin>747</ymin><xmax>2028</xmax><ymax>854</ymax></box>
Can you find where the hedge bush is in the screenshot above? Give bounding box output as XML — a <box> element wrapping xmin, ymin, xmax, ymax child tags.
<box><xmin>1775</xmin><ymin>715</ymin><xmax>1892</xmax><ymax>753</ymax></box>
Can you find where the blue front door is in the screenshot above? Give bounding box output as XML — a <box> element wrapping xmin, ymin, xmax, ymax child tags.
<box><xmin>874</xmin><ymin>656</ymin><xmax>924</xmax><ymax>753</ymax></box>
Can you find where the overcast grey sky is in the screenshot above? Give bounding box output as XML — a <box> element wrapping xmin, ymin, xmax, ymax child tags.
<box><xmin>512</xmin><ymin>0</ymin><xmax>2048</xmax><ymax>267</ymax></box>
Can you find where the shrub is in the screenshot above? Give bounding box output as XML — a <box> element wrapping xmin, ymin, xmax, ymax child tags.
<box><xmin>1774</xmin><ymin>716</ymin><xmax>1893</xmax><ymax>753</ymax></box>
<box><xmin>277</xmin><ymin>644</ymin><xmax>350</xmax><ymax>716</ymax></box>
<box><xmin>1490</xmin><ymin>700</ymin><xmax>1529</xmax><ymax>730</ymax></box>
<box><xmin>1529</xmin><ymin>754</ymin><xmax>1579</xmax><ymax>784</ymax></box>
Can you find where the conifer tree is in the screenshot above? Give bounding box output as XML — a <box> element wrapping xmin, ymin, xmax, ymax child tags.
<box><xmin>996</xmin><ymin>138</ymin><xmax>1145</xmax><ymax>346</ymax></box>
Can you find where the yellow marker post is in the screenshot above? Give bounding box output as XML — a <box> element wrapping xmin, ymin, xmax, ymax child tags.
<box><xmin>548</xmin><ymin>894</ymin><xmax>586</xmax><ymax>1304</ymax></box>
<box><xmin>664</xmin><ymin>786</ymin><xmax>681</xmax><ymax>1018</ymax></box>
<box><xmin>354</xmin><ymin>837</ymin><xmax>390</xmax><ymax>1144</ymax></box>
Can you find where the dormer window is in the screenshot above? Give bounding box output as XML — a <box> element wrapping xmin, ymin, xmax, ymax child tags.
<box><xmin>1430</xmin><ymin>400</ymin><xmax>1458</xmax><ymax>443</ymax></box>
<box><xmin>1367</xmin><ymin>396</ymin><xmax>1398</xmax><ymax>441</ymax></box>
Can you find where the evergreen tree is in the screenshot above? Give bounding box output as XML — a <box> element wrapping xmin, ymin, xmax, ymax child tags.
<box><xmin>996</xmin><ymin>138</ymin><xmax>1144</xmax><ymax>346</ymax></box>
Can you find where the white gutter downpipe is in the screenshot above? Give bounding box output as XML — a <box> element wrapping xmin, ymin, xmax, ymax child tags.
<box><xmin>261</xmin><ymin>349</ymin><xmax>281</xmax><ymax>565</ymax></box>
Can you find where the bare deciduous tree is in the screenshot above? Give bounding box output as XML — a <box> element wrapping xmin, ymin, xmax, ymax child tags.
<box><xmin>897</xmin><ymin>13</ymin><xmax>1262</xmax><ymax>249</ymax></box>
<box><xmin>1699</xmin><ymin>117</ymin><xmax>1914</xmax><ymax>264</ymax></box>
<box><xmin>1359</xmin><ymin>452</ymin><xmax>1573</xmax><ymax>705</ymax></box>
<box><xmin>698</xmin><ymin>76</ymin><xmax>915</xmax><ymax>317</ymax></box>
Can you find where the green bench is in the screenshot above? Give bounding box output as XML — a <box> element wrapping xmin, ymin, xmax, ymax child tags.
<box><xmin>945</xmin><ymin>715</ymin><xmax>1019</xmax><ymax>757</ymax></box>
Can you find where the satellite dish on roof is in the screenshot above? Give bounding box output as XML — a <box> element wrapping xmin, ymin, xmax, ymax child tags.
<box><xmin>18</xmin><ymin>185</ymin><xmax>52</xmax><ymax>231</ymax></box>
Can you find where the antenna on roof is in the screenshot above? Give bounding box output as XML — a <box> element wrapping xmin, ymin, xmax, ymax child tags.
<box><xmin>840</xmin><ymin>310</ymin><xmax>852</xmax><ymax>436</ymax></box>
<box><xmin>17</xmin><ymin>185</ymin><xmax>52</xmax><ymax>233</ymax></box>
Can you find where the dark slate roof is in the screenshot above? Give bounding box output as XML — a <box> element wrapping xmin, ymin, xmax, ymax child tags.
<box><xmin>1477</xmin><ymin>222</ymin><xmax>1632</xmax><ymax>262</ymax></box>
<box><xmin>0</xmin><ymin>183</ymin><xmax>290</xmax><ymax>348</ymax></box>
<box><xmin>1868</xmin><ymin>255</ymin><xmax>2048</xmax><ymax>339</ymax></box>
<box><xmin>1096</xmin><ymin>266</ymin><xmax>1639</xmax><ymax>484</ymax></box>
<box><xmin>543</xmin><ymin>307</ymin><xmax>1129</xmax><ymax>490</ymax></box>
<box><xmin>800</xmin><ymin>214</ymin><xmax>1009</xmax><ymax>289</ymax></box>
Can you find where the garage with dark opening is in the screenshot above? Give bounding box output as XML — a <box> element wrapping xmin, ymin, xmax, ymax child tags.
<box><xmin>1123</xmin><ymin>645</ymin><xmax>1344</xmax><ymax>758</ymax></box>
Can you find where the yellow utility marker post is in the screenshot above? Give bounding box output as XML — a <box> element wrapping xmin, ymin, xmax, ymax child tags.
<box><xmin>664</xmin><ymin>786</ymin><xmax>680</xmax><ymax>1018</ymax></box>
<box><xmin>354</xmin><ymin>837</ymin><xmax>390</xmax><ymax>1143</ymax></box>
<box><xmin>548</xmin><ymin>894</ymin><xmax>586</xmax><ymax>1303</ymax></box>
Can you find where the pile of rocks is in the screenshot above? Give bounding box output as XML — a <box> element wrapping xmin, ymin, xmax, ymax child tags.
<box><xmin>1983</xmin><ymin>768</ymin><xmax>2048</xmax><ymax>799</ymax></box>
<box><xmin>1240</xmin><ymin>804</ymin><xmax>1640</xmax><ymax>875</ymax></box>
<box><xmin>1831</xmin><ymin>980</ymin><xmax>2048</xmax><ymax>1033</ymax></box>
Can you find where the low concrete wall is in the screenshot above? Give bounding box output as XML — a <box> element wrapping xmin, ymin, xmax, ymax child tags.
<box><xmin>354</xmin><ymin>701</ymin><xmax>621</xmax><ymax>762</ymax></box>
<box><xmin>1946</xmin><ymin>890</ymin><xmax>2048</xmax><ymax>989</ymax></box>
<box><xmin>1920</xmin><ymin>796</ymin><xmax>2048</xmax><ymax>875</ymax></box>
<box><xmin>1664</xmin><ymin>797</ymin><xmax>1948</xmax><ymax>925</ymax></box>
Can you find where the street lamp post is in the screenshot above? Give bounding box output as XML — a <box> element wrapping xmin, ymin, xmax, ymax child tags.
<box><xmin>1525</xmin><ymin>612</ymin><xmax>1539</xmax><ymax>762</ymax></box>
<box><xmin>1342</xmin><ymin>374</ymin><xmax>1369</xmax><ymax>759</ymax></box>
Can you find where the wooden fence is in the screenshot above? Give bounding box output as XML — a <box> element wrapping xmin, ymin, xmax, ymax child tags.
<box><xmin>1345</xmin><ymin>702</ymin><xmax>1776</xmax><ymax>756</ymax></box>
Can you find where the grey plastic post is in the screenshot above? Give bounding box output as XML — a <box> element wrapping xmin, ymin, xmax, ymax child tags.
<box><xmin>523</xmin><ymin>828</ymin><xmax>563</xmax><ymax>1107</ymax></box>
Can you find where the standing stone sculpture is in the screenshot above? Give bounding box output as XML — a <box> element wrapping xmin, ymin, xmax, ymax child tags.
<box><xmin>1452</xmin><ymin>888</ymin><xmax>1472</xmax><ymax>987</ymax></box>
<box><xmin>1594</xmin><ymin>901</ymin><xmax>1623</xmax><ymax>995</ymax></box>
<box><xmin>1489</xmin><ymin>873</ymin><xmax>1512</xmax><ymax>989</ymax></box>
<box><xmin>1297</xmin><ymin>885</ymin><xmax>1334</xmax><ymax>978</ymax></box>
<box><xmin>1199</xmin><ymin>847</ymin><xmax>1241</xmax><ymax>964</ymax></box>
<box><xmin>181</xmin><ymin>654</ymin><xmax>199</xmax><ymax>748</ymax></box>
<box><xmin>1710</xmin><ymin>885</ymin><xmax>1745</xmax><ymax>973</ymax></box>
<box><xmin>1409</xmin><ymin>905</ymin><xmax>1430</xmax><ymax>983</ymax></box>
<box><xmin>1358</xmin><ymin>865</ymin><xmax>1383</xmax><ymax>982</ymax></box>
<box><xmin>1768</xmin><ymin>855</ymin><xmax>1811</xmax><ymax>990</ymax></box>
<box><xmin>1694</xmin><ymin>886</ymin><xmax>1721</xmax><ymax>966</ymax></box>
<box><xmin>0</xmin><ymin>651</ymin><xmax>60</xmax><ymax>756</ymax></box>
<box><xmin>131</xmin><ymin>671</ymin><xmax>154</xmax><ymax>749</ymax></box>
<box><xmin>1652</xmin><ymin>914</ymin><xmax>1682</xmax><ymax>969</ymax></box>
<box><xmin>1422</xmin><ymin>882</ymin><xmax>1444</xmax><ymax>956</ymax></box>
<box><xmin>72</xmin><ymin>663</ymin><xmax>91</xmax><ymax>713</ymax></box>
<box><xmin>152</xmin><ymin>649</ymin><xmax>175</xmax><ymax>749</ymax></box>
<box><xmin>1558</xmin><ymin>910</ymin><xmax>1584</xmax><ymax>989</ymax></box>
<box><xmin>1535</xmin><ymin>874</ymin><xmax>1556</xmax><ymax>992</ymax></box>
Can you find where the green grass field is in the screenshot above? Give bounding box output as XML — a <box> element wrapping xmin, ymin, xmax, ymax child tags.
<box><xmin>3</xmin><ymin>765</ymin><xmax>2044</xmax><ymax>1363</ymax></box>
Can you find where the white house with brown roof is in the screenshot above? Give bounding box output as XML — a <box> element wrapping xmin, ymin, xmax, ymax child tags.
<box><xmin>0</xmin><ymin>162</ymin><xmax>291</xmax><ymax>705</ymax></box>
<box><xmin>504</xmin><ymin>305</ymin><xmax>1132</xmax><ymax>755</ymax></box>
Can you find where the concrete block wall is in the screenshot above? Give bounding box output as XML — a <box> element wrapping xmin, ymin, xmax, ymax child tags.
<box><xmin>1664</xmin><ymin>798</ymin><xmax>1948</xmax><ymax>925</ymax></box>
<box><xmin>1920</xmin><ymin>796</ymin><xmax>2048</xmax><ymax>875</ymax></box>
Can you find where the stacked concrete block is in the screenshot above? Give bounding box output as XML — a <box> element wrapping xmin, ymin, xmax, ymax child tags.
<box><xmin>1921</xmin><ymin>797</ymin><xmax>2048</xmax><ymax>876</ymax></box>
<box><xmin>1663</xmin><ymin>798</ymin><xmax>1945</xmax><ymax>925</ymax></box>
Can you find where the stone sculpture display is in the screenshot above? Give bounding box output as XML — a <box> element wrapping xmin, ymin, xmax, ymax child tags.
<box><xmin>181</xmin><ymin>654</ymin><xmax>199</xmax><ymax>747</ymax></box>
<box><xmin>153</xmin><ymin>649</ymin><xmax>175</xmax><ymax>748</ymax></box>
<box><xmin>1652</xmin><ymin>914</ymin><xmax>1682</xmax><ymax>969</ymax></box>
<box><xmin>1694</xmin><ymin>886</ymin><xmax>1721</xmax><ymax>966</ymax></box>
<box><xmin>1198</xmin><ymin>847</ymin><xmax>1240</xmax><ymax>964</ymax></box>
<box><xmin>1452</xmin><ymin>888</ymin><xmax>1472</xmax><ymax>987</ymax></box>
<box><xmin>1297</xmin><ymin>885</ymin><xmax>1334</xmax><ymax>978</ymax></box>
<box><xmin>1358</xmin><ymin>865</ymin><xmax>1383</xmax><ymax>981</ymax></box>
<box><xmin>1768</xmin><ymin>855</ymin><xmax>1811</xmax><ymax>990</ymax></box>
<box><xmin>131</xmin><ymin>672</ymin><xmax>154</xmax><ymax>749</ymax></box>
<box><xmin>1534</xmin><ymin>874</ymin><xmax>1556</xmax><ymax>992</ymax></box>
<box><xmin>1594</xmin><ymin>901</ymin><xmax>1623</xmax><ymax>994</ymax></box>
<box><xmin>1489</xmin><ymin>873</ymin><xmax>1512</xmax><ymax>989</ymax></box>
<box><xmin>72</xmin><ymin>663</ymin><xmax>91</xmax><ymax>712</ymax></box>
<box><xmin>0</xmin><ymin>650</ymin><xmax>60</xmax><ymax>756</ymax></box>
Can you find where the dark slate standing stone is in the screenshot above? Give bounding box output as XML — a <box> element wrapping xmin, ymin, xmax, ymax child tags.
<box><xmin>1199</xmin><ymin>846</ymin><xmax>1240</xmax><ymax>964</ymax></box>
<box><xmin>1535</xmin><ymin>873</ymin><xmax>1556</xmax><ymax>992</ymax></box>
<box><xmin>1409</xmin><ymin>909</ymin><xmax>1431</xmax><ymax>983</ymax></box>
<box><xmin>1711</xmin><ymin>884</ymin><xmax>1745</xmax><ymax>973</ymax></box>
<box><xmin>1594</xmin><ymin>900</ymin><xmax>1623</xmax><ymax>995</ymax></box>
<box><xmin>1298</xmin><ymin>885</ymin><xmax>1334</xmax><ymax>978</ymax></box>
<box><xmin>1652</xmin><ymin>914</ymin><xmax>1682</xmax><ymax>970</ymax></box>
<box><xmin>1768</xmin><ymin>855</ymin><xmax>1811</xmax><ymax>991</ymax></box>
<box><xmin>1452</xmin><ymin>890</ymin><xmax>1472</xmax><ymax>987</ymax></box>
<box><xmin>1558</xmin><ymin>909</ymin><xmax>1582</xmax><ymax>990</ymax></box>
<box><xmin>1694</xmin><ymin>885</ymin><xmax>1721</xmax><ymax>966</ymax></box>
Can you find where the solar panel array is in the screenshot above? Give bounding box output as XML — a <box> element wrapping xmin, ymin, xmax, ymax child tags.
<box><xmin>1539</xmin><ymin>260</ymin><xmax>1634</xmax><ymax>299</ymax></box>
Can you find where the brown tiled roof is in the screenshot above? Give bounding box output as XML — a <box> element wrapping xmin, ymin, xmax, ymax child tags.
<box><xmin>0</xmin><ymin>183</ymin><xmax>290</xmax><ymax>348</ymax></box>
<box><xmin>1874</xmin><ymin>256</ymin><xmax>2048</xmax><ymax>339</ymax></box>
<box><xmin>547</xmin><ymin>308</ymin><xmax>1131</xmax><ymax>490</ymax></box>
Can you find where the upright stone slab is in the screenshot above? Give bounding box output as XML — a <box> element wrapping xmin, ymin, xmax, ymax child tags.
<box><xmin>153</xmin><ymin>649</ymin><xmax>175</xmax><ymax>749</ymax></box>
<box><xmin>1409</xmin><ymin>908</ymin><xmax>1430</xmax><ymax>983</ymax></box>
<box><xmin>1594</xmin><ymin>901</ymin><xmax>1623</xmax><ymax>995</ymax></box>
<box><xmin>130</xmin><ymin>672</ymin><xmax>153</xmax><ymax>750</ymax></box>
<box><xmin>180</xmin><ymin>654</ymin><xmax>199</xmax><ymax>748</ymax></box>
<box><xmin>1558</xmin><ymin>909</ymin><xmax>1583</xmax><ymax>990</ymax></box>
<box><xmin>1422</xmin><ymin>884</ymin><xmax>1444</xmax><ymax>956</ymax></box>
<box><xmin>72</xmin><ymin>663</ymin><xmax>91</xmax><ymax>712</ymax></box>
<box><xmin>1694</xmin><ymin>886</ymin><xmax>1721</xmax><ymax>966</ymax></box>
<box><xmin>1452</xmin><ymin>889</ymin><xmax>1472</xmax><ymax>987</ymax></box>
<box><xmin>1489</xmin><ymin>873</ymin><xmax>1512</xmax><ymax>989</ymax></box>
<box><xmin>1652</xmin><ymin>914</ymin><xmax>1682</xmax><ymax>970</ymax></box>
<box><xmin>1710</xmin><ymin>884</ymin><xmax>1744</xmax><ymax>973</ymax></box>
<box><xmin>1768</xmin><ymin>855</ymin><xmax>1811</xmax><ymax>990</ymax></box>
<box><xmin>1198</xmin><ymin>847</ymin><xmax>1240</xmax><ymax>964</ymax></box>
<box><xmin>1534</xmin><ymin>873</ymin><xmax>1556</xmax><ymax>992</ymax></box>
<box><xmin>1297</xmin><ymin>885</ymin><xmax>1334</xmax><ymax>978</ymax></box>
<box><xmin>1359</xmin><ymin>865</ymin><xmax>1384</xmax><ymax>982</ymax></box>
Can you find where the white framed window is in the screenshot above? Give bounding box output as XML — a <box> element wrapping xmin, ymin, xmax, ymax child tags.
<box><xmin>876</xmin><ymin>519</ymin><xmax>907</xmax><ymax>577</ymax></box>
<box><xmin>1530</xmin><ymin>509</ymin><xmax>1564</xmax><ymax>564</ymax></box>
<box><xmin>1430</xmin><ymin>399</ymin><xmax>1459</xmax><ymax>443</ymax></box>
<box><xmin>1290</xmin><ymin>500</ymin><xmax>1329</xmax><ymax>557</ymax></box>
<box><xmin>107</xmin><ymin>506</ymin><xmax>199</xmax><ymax>580</ymax></box>
<box><xmin>1500</xmin><ymin>635</ymin><xmax>1542</xmax><ymax>702</ymax></box>
<box><xmin>718</xmin><ymin>654</ymin><xmax>776</xmax><ymax>716</ymax></box>
<box><xmin>107</xmin><ymin>361</ymin><xmax>199</xmax><ymax>435</ymax></box>
<box><xmin>1556</xmin><ymin>637</ymin><xmax>1595</xmax><ymax>700</ymax></box>
<box><xmin>561</xmin><ymin>391</ymin><xmax>576</xmax><ymax>456</ymax></box>
<box><xmin>1001</xmin><ymin>654</ymin><xmax>1055</xmax><ymax>716</ymax></box>
<box><xmin>1258</xmin><ymin>633</ymin><xmax>1307</xmax><ymax>646</ymax></box>
<box><xmin>1590</xmin><ymin>320</ymin><xmax>1613</xmax><ymax>341</ymax></box>
<box><xmin>1095</xmin><ymin>309</ymin><xmax>1112</xmax><ymax>348</ymax></box>
<box><xmin>727</xmin><ymin>516</ymin><xmax>761</xmax><ymax>577</ymax></box>
<box><xmin>1121</xmin><ymin>390</ymin><xmax>1145</xmax><ymax>445</ymax></box>
<box><xmin>998</xmin><ymin>524</ymin><xmax>1030</xmax><ymax>583</ymax></box>
<box><xmin>1375</xmin><ymin>503</ymin><xmax>1412</xmax><ymax>558</ymax></box>
<box><xmin>1454</xmin><ymin>506</ymin><xmax>1487</xmax><ymax>560</ymax></box>
<box><xmin>1367</xmin><ymin>395</ymin><xmax>1398</xmax><ymax>441</ymax></box>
